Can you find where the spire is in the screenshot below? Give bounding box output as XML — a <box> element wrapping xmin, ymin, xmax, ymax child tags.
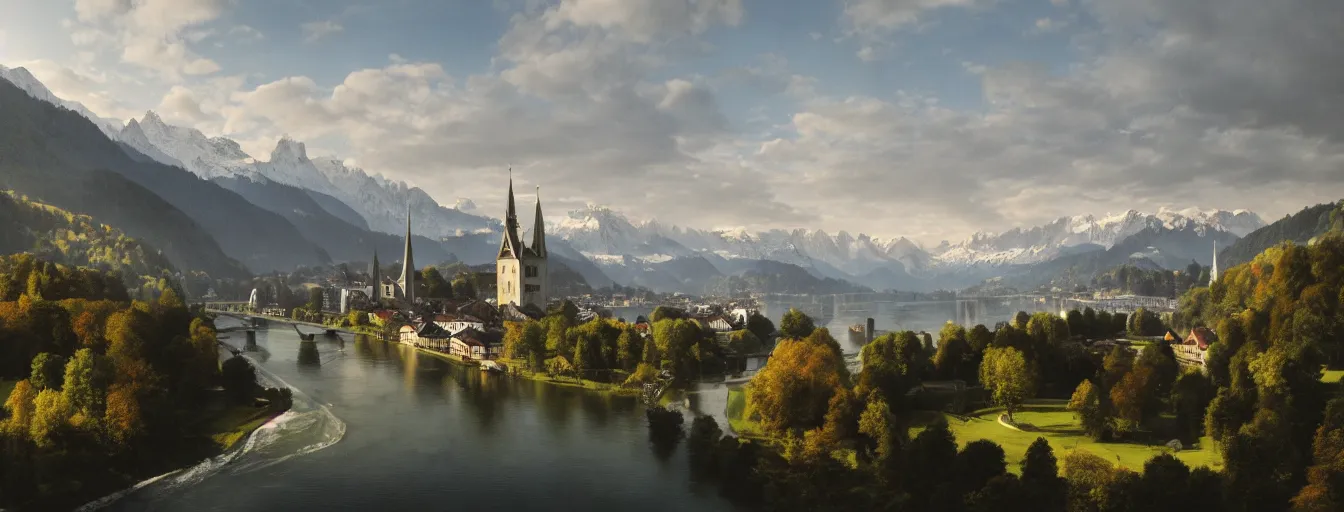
<box><xmin>531</xmin><ymin>186</ymin><xmax>547</xmax><ymax>258</ymax></box>
<box><xmin>370</xmin><ymin>248</ymin><xmax>381</xmax><ymax>301</ymax></box>
<box><xmin>498</xmin><ymin>169</ymin><xmax>524</xmax><ymax>259</ymax></box>
<box><xmin>1210</xmin><ymin>240</ymin><xmax>1219</xmax><ymax>286</ymax></box>
<box><xmin>398</xmin><ymin>202</ymin><xmax>415</xmax><ymax>304</ymax></box>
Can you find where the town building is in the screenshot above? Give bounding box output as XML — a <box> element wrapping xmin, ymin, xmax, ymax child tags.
<box><xmin>496</xmin><ymin>175</ymin><xmax>549</xmax><ymax>310</ymax></box>
<box><xmin>450</xmin><ymin>327</ymin><xmax>504</xmax><ymax>360</ymax></box>
<box><xmin>1172</xmin><ymin>326</ymin><xmax>1217</xmax><ymax>370</ymax></box>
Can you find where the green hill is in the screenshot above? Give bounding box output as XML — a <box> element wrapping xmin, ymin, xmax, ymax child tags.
<box><xmin>0</xmin><ymin>191</ymin><xmax>177</xmax><ymax>279</ymax></box>
<box><xmin>1219</xmin><ymin>200</ymin><xmax>1343</xmax><ymax>267</ymax></box>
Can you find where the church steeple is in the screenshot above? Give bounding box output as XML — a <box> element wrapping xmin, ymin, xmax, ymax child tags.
<box><xmin>370</xmin><ymin>248</ymin><xmax>381</xmax><ymax>301</ymax></box>
<box><xmin>398</xmin><ymin>203</ymin><xmax>415</xmax><ymax>304</ymax></box>
<box><xmin>531</xmin><ymin>186</ymin><xmax>547</xmax><ymax>258</ymax></box>
<box><xmin>1210</xmin><ymin>240</ymin><xmax>1219</xmax><ymax>286</ymax></box>
<box><xmin>499</xmin><ymin>170</ymin><xmax>524</xmax><ymax>259</ymax></box>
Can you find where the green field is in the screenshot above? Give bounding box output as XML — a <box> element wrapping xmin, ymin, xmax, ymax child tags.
<box><xmin>725</xmin><ymin>387</ymin><xmax>768</xmax><ymax>438</ymax></box>
<box><xmin>922</xmin><ymin>402</ymin><xmax>1222</xmax><ymax>473</ymax></box>
<box><xmin>206</xmin><ymin>405</ymin><xmax>280</xmax><ymax>450</ymax></box>
<box><xmin>1323</xmin><ymin>369</ymin><xmax>1343</xmax><ymax>384</ymax></box>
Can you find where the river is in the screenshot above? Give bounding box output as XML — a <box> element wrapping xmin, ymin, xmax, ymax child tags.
<box><xmin>94</xmin><ymin>318</ymin><xmax>737</xmax><ymax>512</ymax></box>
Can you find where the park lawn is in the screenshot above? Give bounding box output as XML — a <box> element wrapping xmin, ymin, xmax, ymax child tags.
<box><xmin>916</xmin><ymin>402</ymin><xmax>1221</xmax><ymax>474</ymax></box>
<box><xmin>1322</xmin><ymin>369</ymin><xmax>1343</xmax><ymax>384</ymax></box>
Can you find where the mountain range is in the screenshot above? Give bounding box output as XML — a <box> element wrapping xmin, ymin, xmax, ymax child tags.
<box><xmin>0</xmin><ymin>64</ymin><xmax>1279</xmax><ymax>296</ymax></box>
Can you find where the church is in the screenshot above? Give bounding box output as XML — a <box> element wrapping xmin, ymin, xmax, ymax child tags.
<box><xmin>368</xmin><ymin>205</ymin><xmax>417</xmax><ymax>307</ymax></box>
<box><xmin>497</xmin><ymin>176</ymin><xmax>549</xmax><ymax>310</ymax></box>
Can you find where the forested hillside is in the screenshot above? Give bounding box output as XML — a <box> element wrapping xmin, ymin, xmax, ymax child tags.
<box><xmin>0</xmin><ymin>191</ymin><xmax>178</xmax><ymax>281</ymax></box>
<box><xmin>1218</xmin><ymin>201</ymin><xmax>1343</xmax><ymax>266</ymax></box>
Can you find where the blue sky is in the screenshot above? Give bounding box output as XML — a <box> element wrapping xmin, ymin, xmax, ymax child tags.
<box><xmin>1</xmin><ymin>0</ymin><xmax>1341</xmax><ymax>243</ymax></box>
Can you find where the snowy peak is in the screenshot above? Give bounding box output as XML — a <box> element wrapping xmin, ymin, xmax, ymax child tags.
<box><xmin>932</xmin><ymin>208</ymin><xmax>1265</xmax><ymax>268</ymax></box>
<box><xmin>270</xmin><ymin>136</ymin><xmax>309</xmax><ymax>162</ymax></box>
<box><xmin>0</xmin><ymin>64</ymin><xmax>124</xmax><ymax>138</ymax></box>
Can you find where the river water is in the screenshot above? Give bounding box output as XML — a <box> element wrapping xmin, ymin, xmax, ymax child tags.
<box><xmin>95</xmin><ymin>318</ymin><xmax>736</xmax><ymax>512</ymax></box>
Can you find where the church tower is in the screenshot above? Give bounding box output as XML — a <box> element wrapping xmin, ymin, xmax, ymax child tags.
<box><xmin>496</xmin><ymin>174</ymin><xmax>548</xmax><ymax>309</ymax></box>
<box><xmin>397</xmin><ymin>203</ymin><xmax>416</xmax><ymax>305</ymax></box>
<box><xmin>369</xmin><ymin>249</ymin><xmax>382</xmax><ymax>302</ymax></box>
<box><xmin>1209</xmin><ymin>240</ymin><xmax>1219</xmax><ymax>286</ymax></box>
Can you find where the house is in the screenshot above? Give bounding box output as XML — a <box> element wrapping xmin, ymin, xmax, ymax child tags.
<box><xmin>703</xmin><ymin>315</ymin><xmax>738</xmax><ymax>332</ymax></box>
<box><xmin>1172</xmin><ymin>327</ymin><xmax>1217</xmax><ymax>370</ymax></box>
<box><xmin>399</xmin><ymin>322</ymin><xmax>452</xmax><ymax>350</ymax></box>
<box><xmin>500</xmin><ymin>302</ymin><xmax>543</xmax><ymax>323</ymax></box>
<box><xmin>456</xmin><ymin>300</ymin><xmax>499</xmax><ymax>325</ymax></box>
<box><xmin>450</xmin><ymin>327</ymin><xmax>504</xmax><ymax>360</ymax></box>
<box><xmin>432</xmin><ymin>314</ymin><xmax>486</xmax><ymax>336</ymax></box>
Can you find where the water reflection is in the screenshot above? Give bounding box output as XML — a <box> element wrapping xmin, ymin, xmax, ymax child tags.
<box><xmin>297</xmin><ymin>341</ymin><xmax>321</xmax><ymax>369</ymax></box>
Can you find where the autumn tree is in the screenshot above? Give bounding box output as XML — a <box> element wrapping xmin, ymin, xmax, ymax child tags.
<box><xmin>980</xmin><ymin>346</ymin><xmax>1034</xmax><ymax>422</ymax></box>
<box><xmin>745</xmin><ymin>338</ymin><xmax>845</xmax><ymax>433</ymax></box>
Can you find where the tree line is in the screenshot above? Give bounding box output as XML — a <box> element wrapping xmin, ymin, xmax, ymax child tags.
<box><xmin>0</xmin><ymin>256</ymin><xmax>279</xmax><ymax>509</ymax></box>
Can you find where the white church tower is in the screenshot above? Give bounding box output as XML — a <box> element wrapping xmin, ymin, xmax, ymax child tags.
<box><xmin>496</xmin><ymin>174</ymin><xmax>549</xmax><ymax>309</ymax></box>
<box><xmin>1209</xmin><ymin>240</ymin><xmax>1219</xmax><ymax>286</ymax></box>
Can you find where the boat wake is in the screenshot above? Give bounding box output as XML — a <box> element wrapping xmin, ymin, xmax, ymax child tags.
<box><xmin>77</xmin><ymin>354</ymin><xmax>346</xmax><ymax>511</ymax></box>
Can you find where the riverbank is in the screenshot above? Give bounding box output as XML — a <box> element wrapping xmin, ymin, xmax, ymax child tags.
<box><xmin>407</xmin><ymin>346</ymin><xmax>642</xmax><ymax>397</ymax></box>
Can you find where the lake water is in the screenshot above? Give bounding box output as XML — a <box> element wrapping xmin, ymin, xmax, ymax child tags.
<box><xmin>95</xmin><ymin>319</ymin><xmax>736</xmax><ymax>512</ymax></box>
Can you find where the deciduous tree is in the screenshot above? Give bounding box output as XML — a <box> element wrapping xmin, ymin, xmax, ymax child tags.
<box><xmin>980</xmin><ymin>346</ymin><xmax>1034</xmax><ymax>422</ymax></box>
<box><xmin>745</xmin><ymin>338</ymin><xmax>845</xmax><ymax>433</ymax></box>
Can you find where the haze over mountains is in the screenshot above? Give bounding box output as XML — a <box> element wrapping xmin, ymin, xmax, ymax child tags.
<box><xmin>0</xmin><ymin>64</ymin><xmax>1281</xmax><ymax>294</ymax></box>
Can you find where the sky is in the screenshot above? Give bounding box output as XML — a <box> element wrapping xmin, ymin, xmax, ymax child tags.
<box><xmin>0</xmin><ymin>0</ymin><xmax>1341</xmax><ymax>245</ymax></box>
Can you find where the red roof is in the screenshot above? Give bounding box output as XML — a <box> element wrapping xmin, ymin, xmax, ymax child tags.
<box><xmin>1185</xmin><ymin>327</ymin><xmax>1217</xmax><ymax>350</ymax></box>
<box><xmin>373</xmin><ymin>310</ymin><xmax>395</xmax><ymax>320</ymax></box>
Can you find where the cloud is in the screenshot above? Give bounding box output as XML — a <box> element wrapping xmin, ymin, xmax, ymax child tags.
<box><xmin>842</xmin><ymin>0</ymin><xmax>985</xmax><ymax>36</ymax></box>
<box><xmin>70</xmin><ymin>0</ymin><xmax>226</xmax><ymax>79</ymax></box>
<box><xmin>301</xmin><ymin>21</ymin><xmax>344</xmax><ymax>43</ymax></box>
<box><xmin>1029</xmin><ymin>17</ymin><xmax>1063</xmax><ymax>34</ymax></box>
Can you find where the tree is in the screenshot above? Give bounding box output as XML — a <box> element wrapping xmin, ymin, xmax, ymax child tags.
<box><xmin>745</xmin><ymin>338</ymin><xmax>845</xmax><ymax>433</ymax></box>
<box><xmin>1292</xmin><ymin>397</ymin><xmax>1344</xmax><ymax>511</ymax></box>
<box><xmin>652</xmin><ymin>318</ymin><xmax>701</xmax><ymax>381</ymax></box>
<box><xmin>687</xmin><ymin>415</ymin><xmax>724</xmax><ymax>476</ymax></box>
<box><xmin>616</xmin><ymin>327</ymin><xmax>643</xmax><ymax>371</ymax></box>
<box><xmin>821</xmin><ymin>387</ymin><xmax>861</xmax><ymax>447</ymax></box>
<box><xmin>451</xmin><ymin>276</ymin><xmax>476</xmax><ymax>300</ymax></box>
<box><xmin>649</xmin><ymin>306</ymin><xmax>684</xmax><ymax>323</ymax></box>
<box><xmin>1129</xmin><ymin>307</ymin><xmax>1164</xmax><ymax>336</ymax></box>
<box><xmin>980</xmin><ymin>346</ymin><xmax>1034</xmax><ymax>422</ymax></box>
<box><xmin>420</xmin><ymin>267</ymin><xmax>452</xmax><ymax>299</ymax></box>
<box><xmin>61</xmin><ymin>348</ymin><xmax>113</xmax><ymax>424</ymax></box>
<box><xmin>550</xmin><ymin>300</ymin><xmax>580</xmax><ymax>324</ymax></box>
<box><xmin>1170</xmin><ymin>370</ymin><xmax>1214</xmax><ymax>442</ymax></box>
<box><xmin>2</xmin><ymin>379</ymin><xmax>38</xmax><ymax>437</ymax></box>
<box><xmin>1137</xmin><ymin>454</ymin><xmax>1192</xmax><ymax>512</ymax></box>
<box><xmin>104</xmin><ymin>383</ymin><xmax>143</xmax><ymax>445</ymax></box>
<box><xmin>29</xmin><ymin>388</ymin><xmax>71</xmax><ymax>447</ymax></box>
<box><xmin>726</xmin><ymin>329</ymin><xmax>762</xmax><ymax>355</ymax></box>
<box><xmin>221</xmin><ymin>355</ymin><xmax>257</xmax><ymax>404</ymax></box>
<box><xmin>1012</xmin><ymin>311</ymin><xmax>1031</xmax><ymax>329</ymax></box>
<box><xmin>1066</xmin><ymin>309</ymin><xmax>1084</xmax><ymax>339</ymax></box>
<box><xmin>29</xmin><ymin>352</ymin><xmax>66</xmax><ymax>391</ymax></box>
<box><xmin>1021</xmin><ymin>437</ymin><xmax>1065</xmax><ymax>512</ymax></box>
<box><xmin>968</xmin><ymin>324</ymin><xmax>993</xmax><ymax>354</ymax></box>
<box><xmin>779</xmin><ymin>308</ymin><xmax>817</xmax><ymax>339</ymax></box>
<box><xmin>956</xmin><ymin>439</ymin><xmax>1008</xmax><ymax>493</ymax></box>
<box><xmin>905</xmin><ymin>418</ymin><xmax>957</xmax><ymax>506</ymax></box>
<box><xmin>857</xmin><ymin>331</ymin><xmax>924</xmax><ymax>403</ymax></box>
<box><xmin>933</xmin><ymin>322</ymin><xmax>972</xmax><ymax>380</ymax></box>
<box><xmin>745</xmin><ymin>312</ymin><xmax>775</xmax><ymax>344</ymax></box>
<box><xmin>857</xmin><ymin>392</ymin><xmax>900</xmax><ymax>465</ymax></box>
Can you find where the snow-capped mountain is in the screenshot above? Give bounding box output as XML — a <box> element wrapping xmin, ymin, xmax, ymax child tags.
<box><xmin>129</xmin><ymin>111</ymin><xmax>262</xmax><ymax>180</ymax></box>
<box><xmin>0</xmin><ymin>65</ymin><xmax>124</xmax><ymax>138</ymax></box>
<box><xmin>122</xmin><ymin>110</ymin><xmax>496</xmax><ymax>239</ymax></box>
<box><xmin>930</xmin><ymin>209</ymin><xmax>1265</xmax><ymax>268</ymax></box>
<box><xmin>311</xmin><ymin>156</ymin><xmax>497</xmax><ymax>238</ymax></box>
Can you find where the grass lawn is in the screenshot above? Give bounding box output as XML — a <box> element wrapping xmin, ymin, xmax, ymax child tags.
<box><xmin>206</xmin><ymin>405</ymin><xmax>280</xmax><ymax>450</ymax></box>
<box><xmin>1322</xmin><ymin>369</ymin><xmax>1343</xmax><ymax>384</ymax></box>
<box><xmin>919</xmin><ymin>402</ymin><xmax>1221</xmax><ymax>474</ymax></box>
<box><xmin>725</xmin><ymin>387</ymin><xmax>770</xmax><ymax>439</ymax></box>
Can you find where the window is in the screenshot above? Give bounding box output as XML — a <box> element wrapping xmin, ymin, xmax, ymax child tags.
<box><xmin>525</xmin><ymin>284</ymin><xmax>540</xmax><ymax>293</ymax></box>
